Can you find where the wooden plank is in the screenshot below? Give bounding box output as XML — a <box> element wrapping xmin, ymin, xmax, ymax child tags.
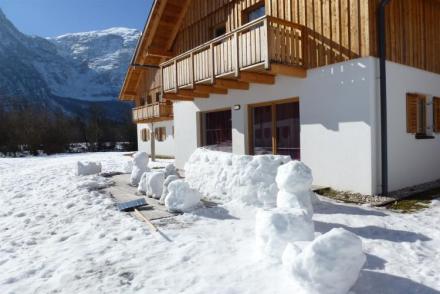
<box><xmin>215</xmin><ymin>78</ymin><xmax>250</xmax><ymax>90</ymax></box>
<box><xmin>239</xmin><ymin>71</ymin><xmax>275</xmax><ymax>84</ymax></box>
<box><xmin>269</xmin><ymin>63</ymin><xmax>307</xmax><ymax>78</ymax></box>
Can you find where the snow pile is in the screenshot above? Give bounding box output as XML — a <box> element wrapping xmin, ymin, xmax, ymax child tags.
<box><xmin>123</xmin><ymin>160</ymin><xmax>133</xmax><ymax>174</ymax></box>
<box><xmin>147</xmin><ymin>172</ymin><xmax>165</xmax><ymax>199</ymax></box>
<box><xmin>165</xmin><ymin>180</ymin><xmax>201</xmax><ymax>213</ymax></box>
<box><xmin>285</xmin><ymin>228</ymin><xmax>366</xmax><ymax>294</ymax></box>
<box><xmin>185</xmin><ymin>148</ymin><xmax>290</xmax><ymax>206</ymax></box>
<box><xmin>76</xmin><ymin>161</ymin><xmax>102</xmax><ymax>176</ymax></box>
<box><xmin>276</xmin><ymin>161</ymin><xmax>314</xmax><ymax>217</ymax></box>
<box><xmin>164</xmin><ymin>163</ymin><xmax>178</xmax><ymax>178</ymax></box>
<box><xmin>130</xmin><ymin>152</ymin><xmax>149</xmax><ymax>186</ymax></box>
<box><xmin>253</xmin><ymin>160</ymin><xmax>365</xmax><ymax>293</ymax></box>
<box><xmin>160</xmin><ymin>175</ymin><xmax>179</xmax><ymax>204</ymax></box>
<box><xmin>255</xmin><ymin>208</ymin><xmax>314</xmax><ymax>261</ymax></box>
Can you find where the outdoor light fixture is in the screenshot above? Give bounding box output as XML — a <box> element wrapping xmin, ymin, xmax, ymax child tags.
<box><xmin>233</xmin><ymin>104</ymin><xmax>241</xmax><ymax>110</ymax></box>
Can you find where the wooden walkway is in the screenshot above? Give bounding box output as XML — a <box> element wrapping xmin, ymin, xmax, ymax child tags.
<box><xmin>106</xmin><ymin>174</ymin><xmax>177</xmax><ymax>221</ymax></box>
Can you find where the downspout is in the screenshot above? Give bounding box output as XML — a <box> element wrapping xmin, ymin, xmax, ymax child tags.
<box><xmin>378</xmin><ymin>0</ymin><xmax>391</xmax><ymax>195</ymax></box>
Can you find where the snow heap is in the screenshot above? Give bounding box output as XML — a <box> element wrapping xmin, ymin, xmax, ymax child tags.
<box><xmin>160</xmin><ymin>175</ymin><xmax>179</xmax><ymax>204</ymax></box>
<box><xmin>123</xmin><ymin>160</ymin><xmax>133</xmax><ymax>174</ymax></box>
<box><xmin>255</xmin><ymin>161</ymin><xmax>315</xmax><ymax>261</ymax></box>
<box><xmin>130</xmin><ymin>152</ymin><xmax>149</xmax><ymax>186</ymax></box>
<box><xmin>286</xmin><ymin>228</ymin><xmax>366</xmax><ymax>294</ymax></box>
<box><xmin>255</xmin><ymin>161</ymin><xmax>365</xmax><ymax>294</ymax></box>
<box><xmin>185</xmin><ymin>148</ymin><xmax>290</xmax><ymax>206</ymax></box>
<box><xmin>164</xmin><ymin>163</ymin><xmax>178</xmax><ymax>178</ymax></box>
<box><xmin>76</xmin><ymin>161</ymin><xmax>102</xmax><ymax>176</ymax></box>
<box><xmin>276</xmin><ymin>161</ymin><xmax>314</xmax><ymax>217</ymax></box>
<box><xmin>255</xmin><ymin>208</ymin><xmax>314</xmax><ymax>261</ymax></box>
<box><xmin>165</xmin><ymin>180</ymin><xmax>201</xmax><ymax>213</ymax></box>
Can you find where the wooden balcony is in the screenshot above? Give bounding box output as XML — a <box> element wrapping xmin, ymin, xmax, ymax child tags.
<box><xmin>132</xmin><ymin>102</ymin><xmax>173</xmax><ymax>123</ymax></box>
<box><xmin>160</xmin><ymin>16</ymin><xmax>307</xmax><ymax>100</ymax></box>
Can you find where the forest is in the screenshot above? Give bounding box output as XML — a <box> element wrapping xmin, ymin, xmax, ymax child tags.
<box><xmin>0</xmin><ymin>103</ymin><xmax>137</xmax><ymax>156</ymax></box>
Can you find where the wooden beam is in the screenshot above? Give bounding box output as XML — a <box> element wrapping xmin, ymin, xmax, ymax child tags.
<box><xmin>239</xmin><ymin>72</ymin><xmax>275</xmax><ymax>85</ymax></box>
<box><xmin>178</xmin><ymin>89</ymin><xmax>209</xmax><ymax>98</ymax></box>
<box><xmin>269</xmin><ymin>64</ymin><xmax>307</xmax><ymax>78</ymax></box>
<box><xmin>163</xmin><ymin>93</ymin><xmax>194</xmax><ymax>101</ymax></box>
<box><xmin>214</xmin><ymin>79</ymin><xmax>249</xmax><ymax>90</ymax></box>
<box><xmin>165</xmin><ymin>0</ymin><xmax>192</xmax><ymax>51</ymax></box>
<box><xmin>146</xmin><ymin>47</ymin><xmax>174</xmax><ymax>58</ymax></box>
<box><xmin>194</xmin><ymin>85</ymin><xmax>228</xmax><ymax>95</ymax></box>
<box><xmin>137</xmin><ymin>0</ymin><xmax>168</xmax><ymax>64</ymax></box>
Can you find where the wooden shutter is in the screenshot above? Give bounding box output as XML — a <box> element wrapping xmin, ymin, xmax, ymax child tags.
<box><xmin>407</xmin><ymin>93</ymin><xmax>418</xmax><ymax>133</ymax></box>
<box><xmin>434</xmin><ymin>97</ymin><xmax>440</xmax><ymax>133</ymax></box>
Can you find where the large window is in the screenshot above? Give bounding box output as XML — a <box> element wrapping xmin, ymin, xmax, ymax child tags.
<box><xmin>250</xmin><ymin>99</ymin><xmax>300</xmax><ymax>159</ymax></box>
<box><xmin>201</xmin><ymin>109</ymin><xmax>232</xmax><ymax>152</ymax></box>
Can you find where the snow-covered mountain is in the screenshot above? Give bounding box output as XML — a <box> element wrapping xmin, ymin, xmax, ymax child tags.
<box><xmin>0</xmin><ymin>8</ymin><xmax>139</xmax><ymax>113</ymax></box>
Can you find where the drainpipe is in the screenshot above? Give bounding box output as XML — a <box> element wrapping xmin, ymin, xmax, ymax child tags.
<box><xmin>378</xmin><ymin>0</ymin><xmax>391</xmax><ymax>196</ymax></box>
<box><xmin>151</xmin><ymin>122</ymin><xmax>156</xmax><ymax>162</ymax></box>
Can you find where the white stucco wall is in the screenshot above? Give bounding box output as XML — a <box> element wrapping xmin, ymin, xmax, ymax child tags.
<box><xmin>137</xmin><ymin>120</ymin><xmax>175</xmax><ymax>158</ymax></box>
<box><xmin>174</xmin><ymin>57</ymin><xmax>378</xmax><ymax>194</ymax></box>
<box><xmin>386</xmin><ymin>61</ymin><xmax>440</xmax><ymax>192</ymax></box>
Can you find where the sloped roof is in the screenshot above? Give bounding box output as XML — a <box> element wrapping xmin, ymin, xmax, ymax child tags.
<box><xmin>119</xmin><ymin>0</ymin><xmax>191</xmax><ymax>101</ymax></box>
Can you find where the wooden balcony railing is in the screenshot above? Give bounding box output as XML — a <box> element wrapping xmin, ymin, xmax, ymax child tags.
<box><xmin>132</xmin><ymin>102</ymin><xmax>173</xmax><ymax>123</ymax></box>
<box><xmin>161</xmin><ymin>16</ymin><xmax>306</xmax><ymax>93</ymax></box>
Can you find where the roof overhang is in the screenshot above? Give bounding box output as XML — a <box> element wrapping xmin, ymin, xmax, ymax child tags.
<box><xmin>119</xmin><ymin>0</ymin><xmax>192</xmax><ymax>101</ymax></box>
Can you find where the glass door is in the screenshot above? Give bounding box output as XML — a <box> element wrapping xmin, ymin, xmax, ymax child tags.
<box><xmin>276</xmin><ymin>102</ymin><xmax>300</xmax><ymax>159</ymax></box>
<box><xmin>252</xmin><ymin>105</ymin><xmax>273</xmax><ymax>155</ymax></box>
<box><xmin>250</xmin><ymin>100</ymin><xmax>300</xmax><ymax>159</ymax></box>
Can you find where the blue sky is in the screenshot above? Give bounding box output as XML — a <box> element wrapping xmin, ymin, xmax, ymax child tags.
<box><xmin>0</xmin><ymin>0</ymin><xmax>153</xmax><ymax>37</ymax></box>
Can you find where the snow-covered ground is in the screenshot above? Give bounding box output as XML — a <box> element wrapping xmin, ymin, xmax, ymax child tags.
<box><xmin>0</xmin><ymin>153</ymin><xmax>439</xmax><ymax>294</ymax></box>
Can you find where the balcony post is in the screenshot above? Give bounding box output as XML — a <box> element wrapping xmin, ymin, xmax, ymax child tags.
<box><xmin>190</xmin><ymin>52</ymin><xmax>195</xmax><ymax>88</ymax></box>
<box><xmin>262</xmin><ymin>17</ymin><xmax>270</xmax><ymax>70</ymax></box>
<box><xmin>233</xmin><ymin>32</ymin><xmax>239</xmax><ymax>77</ymax></box>
<box><xmin>210</xmin><ymin>43</ymin><xmax>215</xmax><ymax>84</ymax></box>
<box><xmin>174</xmin><ymin>60</ymin><xmax>178</xmax><ymax>93</ymax></box>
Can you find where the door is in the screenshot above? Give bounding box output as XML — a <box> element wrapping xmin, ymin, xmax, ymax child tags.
<box><xmin>250</xmin><ymin>99</ymin><xmax>300</xmax><ymax>159</ymax></box>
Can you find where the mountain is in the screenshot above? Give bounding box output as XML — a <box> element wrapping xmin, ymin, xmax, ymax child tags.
<box><xmin>0</xmin><ymin>8</ymin><xmax>139</xmax><ymax>121</ymax></box>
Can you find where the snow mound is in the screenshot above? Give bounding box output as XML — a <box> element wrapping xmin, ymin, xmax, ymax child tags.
<box><xmin>287</xmin><ymin>228</ymin><xmax>366</xmax><ymax>294</ymax></box>
<box><xmin>147</xmin><ymin>172</ymin><xmax>165</xmax><ymax>199</ymax></box>
<box><xmin>137</xmin><ymin>172</ymin><xmax>150</xmax><ymax>194</ymax></box>
<box><xmin>164</xmin><ymin>163</ymin><xmax>178</xmax><ymax>178</ymax></box>
<box><xmin>165</xmin><ymin>180</ymin><xmax>201</xmax><ymax>213</ymax></box>
<box><xmin>130</xmin><ymin>152</ymin><xmax>149</xmax><ymax>186</ymax></box>
<box><xmin>123</xmin><ymin>160</ymin><xmax>133</xmax><ymax>174</ymax></box>
<box><xmin>277</xmin><ymin>190</ymin><xmax>313</xmax><ymax>217</ymax></box>
<box><xmin>276</xmin><ymin>161</ymin><xmax>313</xmax><ymax>193</ymax></box>
<box><xmin>185</xmin><ymin>148</ymin><xmax>290</xmax><ymax>206</ymax></box>
<box><xmin>76</xmin><ymin>161</ymin><xmax>101</xmax><ymax>176</ymax></box>
<box><xmin>255</xmin><ymin>208</ymin><xmax>314</xmax><ymax>261</ymax></box>
<box><xmin>160</xmin><ymin>175</ymin><xmax>179</xmax><ymax>204</ymax></box>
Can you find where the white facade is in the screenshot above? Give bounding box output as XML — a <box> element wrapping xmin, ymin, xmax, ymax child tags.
<box><xmin>386</xmin><ymin>61</ymin><xmax>440</xmax><ymax>192</ymax></box>
<box><xmin>139</xmin><ymin>57</ymin><xmax>440</xmax><ymax>195</ymax></box>
<box><xmin>137</xmin><ymin>120</ymin><xmax>175</xmax><ymax>158</ymax></box>
<box><xmin>174</xmin><ymin>57</ymin><xmax>378</xmax><ymax>195</ymax></box>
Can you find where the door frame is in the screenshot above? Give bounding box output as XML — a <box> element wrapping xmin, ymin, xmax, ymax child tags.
<box><xmin>247</xmin><ymin>97</ymin><xmax>299</xmax><ymax>156</ymax></box>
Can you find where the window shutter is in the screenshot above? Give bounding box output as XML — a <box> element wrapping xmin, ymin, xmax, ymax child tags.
<box><xmin>434</xmin><ymin>97</ymin><xmax>440</xmax><ymax>133</ymax></box>
<box><xmin>407</xmin><ymin>93</ymin><xmax>418</xmax><ymax>133</ymax></box>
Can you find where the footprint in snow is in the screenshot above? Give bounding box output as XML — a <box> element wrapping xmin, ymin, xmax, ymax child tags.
<box><xmin>15</xmin><ymin>212</ymin><xmax>26</xmax><ymax>218</ymax></box>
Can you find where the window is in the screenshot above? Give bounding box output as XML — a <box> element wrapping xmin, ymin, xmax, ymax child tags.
<box><xmin>147</xmin><ymin>95</ymin><xmax>152</xmax><ymax>105</ymax></box>
<box><xmin>155</xmin><ymin>92</ymin><xmax>161</xmax><ymax>103</ymax></box>
<box><xmin>212</xmin><ymin>23</ymin><xmax>226</xmax><ymax>38</ymax></box>
<box><xmin>155</xmin><ymin>127</ymin><xmax>167</xmax><ymax>142</ymax></box>
<box><xmin>243</xmin><ymin>3</ymin><xmax>265</xmax><ymax>23</ymax></box>
<box><xmin>407</xmin><ymin>93</ymin><xmax>426</xmax><ymax>135</ymax></box>
<box><xmin>141</xmin><ymin>129</ymin><xmax>150</xmax><ymax>142</ymax></box>
<box><xmin>201</xmin><ymin>109</ymin><xmax>232</xmax><ymax>152</ymax></box>
<box><xmin>250</xmin><ymin>99</ymin><xmax>300</xmax><ymax>160</ymax></box>
<box><xmin>434</xmin><ymin>97</ymin><xmax>440</xmax><ymax>133</ymax></box>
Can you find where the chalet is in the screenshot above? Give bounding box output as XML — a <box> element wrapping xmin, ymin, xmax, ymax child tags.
<box><xmin>120</xmin><ymin>0</ymin><xmax>440</xmax><ymax>196</ymax></box>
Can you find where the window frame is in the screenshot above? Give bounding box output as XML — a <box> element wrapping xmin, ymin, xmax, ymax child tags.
<box><xmin>141</xmin><ymin>128</ymin><xmax>150</xmax><ymax>142</ymax></box>
<box><xmin>242</xmin><ymin>2</ymin><xmax>265</xmax><ymax>24</ymax></box>
<box><xmin>154</xmin><ymin>127</ymin><xmax>167</xmax><ymax>142</ymax></box>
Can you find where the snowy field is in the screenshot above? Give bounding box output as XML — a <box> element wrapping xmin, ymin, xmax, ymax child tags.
<box><xmin>0</xmin><ymin>152</ymin><xmax>439</xmax><ymax>294</ymax></box>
